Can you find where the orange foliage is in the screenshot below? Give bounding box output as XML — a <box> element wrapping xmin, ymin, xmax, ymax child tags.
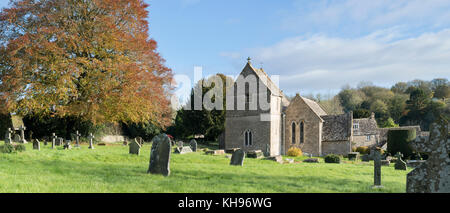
<box><xmin>0</xmin><ymin>0</ymin><xmax>173</xmax><ymax>127</ymax></box>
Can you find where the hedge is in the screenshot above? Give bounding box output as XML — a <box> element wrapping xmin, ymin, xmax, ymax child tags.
<box><xmin>387</xmin><ymin>129</ymin><xmax>416</xmax><ymax>158</ymax></box>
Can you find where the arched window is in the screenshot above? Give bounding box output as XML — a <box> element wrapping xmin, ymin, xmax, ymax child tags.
<box><xmin>244</xmin><ymin>130</ymin><xmax>253</xmax><ymax>147</ymax></box>
<box><xmin>291</xmin><ymin>122</ymin><xmax>296</xmax><ymax>144</ymax></box>
<box><xmin>300</xmin><ymin>121</ymin><xmax>305</xmax><ymax>143</ymax></box>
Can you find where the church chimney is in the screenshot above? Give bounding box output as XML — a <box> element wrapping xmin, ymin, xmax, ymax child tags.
<box><xmin>371</xmin><ymin>112</ymin><xmax>375</xmax><ymax>119</ymax></box>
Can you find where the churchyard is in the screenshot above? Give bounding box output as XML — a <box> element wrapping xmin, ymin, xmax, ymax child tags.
<box><xmin>0</xmin><ymin>140</ymin><xmax>412</xmax><ymax>193</ymax></box>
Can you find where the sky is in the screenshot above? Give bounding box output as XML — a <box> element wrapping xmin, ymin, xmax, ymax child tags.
<box><xmin>1</xmin><ymin>0</ymin><xmax>450</xmax><ymax>104</ymax></box>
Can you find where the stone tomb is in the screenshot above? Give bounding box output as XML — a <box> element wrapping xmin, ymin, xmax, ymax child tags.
<box><xmin>129</xmin><ymin>139</ymin><xmax>142</xmax><ymax>155</ymax></box>
<box><xmin>205</xmin><ymin>150</ymin><xmax>225</xmax><ymax>155</ymax></box>
<box><xmin>148</xmin><ymin>134</ymin><xmax>171</xmax><ymax>176</ymax></box>
<box><xmin>189</xmin><ymin>139</ymin><xmax>197</xmax><ymax>152</ymax></box>
<box><xmin>265</xmin><ymin>155</ymin><xmax>283</xmax><ymax>164</ymax></box>
<box><xmin>33</xmin><ymin>139</ymin><xmax>40</xmax><ymax>150</ymax></box>
<box><xmin>406</xmin><ymin>118</ymin><xmax>449</xmax><ymax>193</ymax></box>
<box><xmin>230</xmin><ymin>149</ymin><xmax>245</xmax><ymax>166</ymax></box>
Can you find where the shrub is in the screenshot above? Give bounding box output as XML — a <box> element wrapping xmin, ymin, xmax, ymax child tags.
<box><xmin>324</xmin><ymin>154</ymin><xmax>341</xmax><ymax>163</ymax></box>
<box><xmin>287</xmin><ymin>147</ymin><xmax>303</xmax><ymax>157</ymax></box>
<box><xmin>1</xmin><ymin>144</ymin><xmax>14</xmax><ymax>153</ymax></box>
<box><xmin>14</xmin><ymin>144</ymin><xmax>26</xmax><ymax>152</ymax></box>
<box><xmin>387</xmin><ymin>129</ymin><xmax>416</xmax><ymax>158</ymax></box>
<box><xmin>356</xmin><ymin>146</ymin><xmax>370</xmax><ymax>154</ymax></box>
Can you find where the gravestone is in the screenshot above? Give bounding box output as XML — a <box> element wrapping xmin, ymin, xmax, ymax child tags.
<box><xmin>265</xmin><ymin>144</ymin><xmax>270</xmax><ymax>157</ymax></box>
<box><xmin>19</xmin><ymin>125</ymin><xmax>27</xmax><ymax>143</ymax></box>
<box><xmin>373</xmin><ymin>148</ymin><xmax>383</xmax><ymax>188</ymax></box>
<box><xmin>57</xmin><ymin>138</ymin><xmax>64</xmax><ymax>146</ymax></box>
<box><xmin>177</xmin><ymin>141</ymin><xmax>183</xmax><ymax>148</ymax></box>
<box><xmin>129</xmin><ymin>139</ymin><xmax>141</xmax><ymax>155</ymax></box>
<box><xmin>63</xmin><ymin>140</ymin><xmax>72</xmax><ymax>150</ymax></box>
<box><xmin>51</xmin><ymin>133</ymin><xmax>57</xmax><ymax>149</ymax></box>
<box><xmin>13</xmin><ymin>134</ymin><xmax>21</xmax><ymax>143</ymax></box>
<box><xmin>247</xmin><ymin>150</ymin><xmax>264</xmax><ymax>159</ymax></box>
<box><xmin>4</xmin><ymin>128</ymin><xmax>12</xmax><ymax>144</ymax></box>
<box><xmin>205</xmin><ymin>150</ymin><xmax>225</xmax><ymax>155</ymax></box>
<box><xmin>123</xmin><ymin>138</ymin><xmax>128</xmax><ymax>146</ymax></box>
<box><xmin>406</xmin><ymin>118</ymin><xmax>450</xmax><ymax>193</ymax></box>
<box><xmin>148</xmin><ymin>134</ymin><xmax>171</xmax><ymax>176</ymax></box>
<box><xmin>348</xmin><ymin>152</ymin><xmax>360</xmax><ymax>161</ymax></box>
<box><xmin>395</xmin><ymin>152</ymin><xmax>407</xmax><ymax>170</ymax></box>
<box><xmin>75</xmin><ymin>131</ymin><xmax>81</xmax><ymax>148</ymax></box>
<box><xmin>136</xmin><ymin>137</ymin><xmax>144</xmax><ymax>146</ymax></box>
<box><xmin>44</xmin><ymin>140</ymin><xmax>48</xmax><ymax>146</ymax></box>
<box><xmin>174</xmin><ymin>146</ymin><xmax>193</xmax><ymax>154</ymax></box>
<box><xmin>33</xmin><ymin>139</ymin><xmax>40</xmax><ymax>150</ymax></box>
<box><xmin>88</xmin><ymin>133</ymin><xmax>95</xmax><ymax>149</ymax></box>
<box><xmin>189</xmin><ymin>139</ymin><xmax>197</xmax><ymax>152</ymax></box>
<box><xmin>230</xmin><ymin>149</ymin><xmax>245</xmax><ymax>166</ymax></box>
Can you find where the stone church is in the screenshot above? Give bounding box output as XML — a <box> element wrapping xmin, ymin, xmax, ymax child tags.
<box><xmin>224</xmin><ymin>59</ymin><xmax>383</xmax><ymax>157</ymax></box>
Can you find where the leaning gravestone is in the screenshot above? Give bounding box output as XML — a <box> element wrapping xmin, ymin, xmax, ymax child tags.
<box><xmin>189</xmin><ymin>139</ymin><xmax>197</xmax><ymax>152</ymax></box>
<box><xmin>33</xmin><ymin>139</ymin><xmax>40</xmax><ymax>150</ymax></box>
<box><xmin>395</xmin><ymin>152</ymin><xmax>407</xmax><ymax>170</ymax></box>
<box><xmin>129</xmin><ymin>139</ymin><xmax>141</xmax><ymax>155</ymax></box>
<box><xmin>373</xmin><ymin>148</ymin><xmax>383</xmax><ymax>188</ymax></box>
<box><xmin>230</xmin><ymin>149</ymin><xmax>245</xmax><ymax>166</ymax></box>
<box><xmin>406</xmin><ymin>117</ymin><xmax>450</xmax><ymax>193</ymax></box>
<box><xmin>148</xmin><ymin>134</ymin><xmax>171</xmax><ymax>176</ymax></box>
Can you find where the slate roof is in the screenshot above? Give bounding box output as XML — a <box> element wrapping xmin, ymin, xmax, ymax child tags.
<box><xmin>353</xmin><ymin>117</ymin><xmax>378</xmax><ymax>136</ymax></box>
<box><xmin>302</xmin><ymin>97</ymin><xmax>327</xmax><ymax>117</ymax></box>
<box><xmin>321</xmin><ymin>113</ymin><xmax>352</xmax><ymax>142</ymax></box>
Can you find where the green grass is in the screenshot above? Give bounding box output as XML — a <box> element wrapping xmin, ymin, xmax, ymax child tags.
<box><xmin>0</xmin><ymin>142</ymin><xmax>411</xmax><ymax>193</ymax></box>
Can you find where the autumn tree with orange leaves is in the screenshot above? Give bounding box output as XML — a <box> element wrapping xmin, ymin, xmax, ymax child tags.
<box><xmin>0</xmin><ymin>0</ymin><xmax>173</xmax><ymax>128</ymax></box>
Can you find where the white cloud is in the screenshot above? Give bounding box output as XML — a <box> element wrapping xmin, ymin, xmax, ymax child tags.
<box><xmin>222</xmin><ymin>29</ymin><xmax>450</xmax><ymax>95</ymax></box>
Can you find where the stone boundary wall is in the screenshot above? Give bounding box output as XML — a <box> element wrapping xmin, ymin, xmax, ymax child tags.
<box><xmin>100</xmin><ymin>135</ymin><xmax>125</xmax><ymax>143</ymax></box>
<box><xmin>321</xmin><ymin>141</ymin><xmax>351</xmax><ymax>156</ymax></box>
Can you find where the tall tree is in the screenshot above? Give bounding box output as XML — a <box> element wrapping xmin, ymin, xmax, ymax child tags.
<box><xmin>0</xmin><ymin>0</ymin><xmax>173</xmax><ymax>127</ymax></box>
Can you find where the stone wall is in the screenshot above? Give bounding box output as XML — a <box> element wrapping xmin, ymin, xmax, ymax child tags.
<box><xmin>285</xmin><ymin>96</ymin><xmax>322</xmax><ymax>156</ymax></box>
<box><xmin>352</xmin><ymin>135</ymin><xmax>377</xmax><ymax>148</ymax></box>
<box><xmin>100</xmin><ymin>135</ymin><xmax>125</xmax><ymax>143</ymax></box>
<box><xmin>322</xmin><ymin>141</ymin><xmax>351</xmax><ymax>156</ymax></box>
<box><xmin>225</xmin><ymin>115</ymin><xmax>271</xmax><ymax>153</ymax></box>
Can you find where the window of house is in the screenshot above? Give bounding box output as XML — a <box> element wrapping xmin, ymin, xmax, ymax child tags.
<box><xmin>291</xmin><ymin>122</ymin><xmax>296</xmax><ymax>144</ymax></box>
<box><xmin>300</xmin><ymin>121</ymin><xmax>305</xmax><ymax>143</ymax></box>
<box><xmin>244</xmin><ymin>130</ymin><xmax>253</xmax><ymax>147</ymax></box>
<box><xmin>353</xmin><ymin>123</ymin><xmax>359</xmax><ymax>130</ymax></box>
<box><xmin>366</xmin><ymin>135</ymin><xmax>371</xmax><ymax>141</ymax></box>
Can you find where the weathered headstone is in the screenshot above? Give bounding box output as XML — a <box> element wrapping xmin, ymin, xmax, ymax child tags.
<box><xmin>373</xmin><ymin>148</ymin><xmax>383</xmax><ymax>188</ymax></box>
<box><xmin>174</xmin><ymin>146</ymin><xmax>193</xmax><ymax>154</ymax></box>
<box><xmin>19</xmin><ymin>125</ymin><xmax>27</xmax><ymax>144</ymax></box>
<box><xmin>136</xmin><ymin>137</ymin><xmax>144</xmax><ymax>146</ymax></box>
<box><xmin>265</xmin><ymin>144</ymin><xmax>270</xmax><ymax>157</ymax></box>
<box><xmin>177</xmin><ymin>141</ymin><xmax>183</xmax><ymax>148</ymax></box>
<box><xmin>129</xmin><ymin>139</ymin><xmax>141</xmax><ymax>155</ymax></box>
<box><xmin>348</xmin><ymin>152</ymin><xmax>360</xmax><ymax>161</ymax></box>
<box><xmin>4</xmin><ymin>128</ymin><xmax>12</xmax><ymax>144</ymax></box>
<box><xmin>51</xmin><ymin>133</ymin><xmax>57</xmax><ymax>149</ymax></box>
<box><xmin>63</xmin><ymin>140</ymin><xmax>72</xmax><ymax>150</ymax></box>
<box><xmin>57</xmin><ymin>137</ymin><xmax>64</xmax><ymax>146</ymax></box>
<box><xmin>230</xmin><ymin>149</ymin><xmax>245</xmax><ymax>166</ymax></box>
<box><xmin>75</xmin><ymin>131</ymin><xmax>81</xmax><ymax>148</ymax></box>
<box><xmin>13</xmin><ymin>134</ymin><xmax>21</xmax><ymax>143</ymax></box>
<box><xmin>33</xmin><ymin>139</ymin><xmax>40</xmax><ymax>150</ymax></box>
<box><xmin>88</xmin><ymin>133</ymin><xmax>95</xmax><ymax>149</ymax></box>
<box><xmin>395</xmin><ymin>152</ymin><xmax>407</xmax><ymax>170</ymax></box>
<box><xmin>406</xmin><ymin>118</ymin><xmax>450</xmax><ymax>193</ymax></box>
<box><xmin>148</xmin><ymin>134</ymin><xmax>171</xmax><ymax>176</ymax></box>
<box><xmin>189</xmin><ymin>139</ymin><xmax>197</xmax><ymax>152</ymax></box>
<box><xmin>123</xmin><ymin>138</ymin><xmax>128</xmax><ymax>146</ymax></box>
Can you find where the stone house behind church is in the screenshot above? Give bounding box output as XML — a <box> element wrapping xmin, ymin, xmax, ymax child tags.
<box><xmin>224</xmin><ymin>60</ymin><xmax>396</xmax><ymax>156</ymax></box>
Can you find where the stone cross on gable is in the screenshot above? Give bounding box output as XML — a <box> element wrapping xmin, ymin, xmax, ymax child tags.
<box><xmin>52</xmin><ymin>133</ymin><xmax>57</xmax><ymax>149</ymax></box>
<box><xmin>88</xmin><ymin>133</ymin><xmax>95</xmax><ymax>149</ymax></box>
<box><xmin>407</xmin><ymin>117</ymin><xmax>450</xmax><ymax>193</ymax></box>
<box><xmin>75</xmin><ymin>130</ymin><xmax>81</xmax><ymax>147</ymax></box>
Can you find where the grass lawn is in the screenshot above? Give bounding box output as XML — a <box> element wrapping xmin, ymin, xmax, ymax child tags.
<box><xmin>0</xmin><ymin>142</ymin><xmax>411</xmax><ymax>193</ymax></box>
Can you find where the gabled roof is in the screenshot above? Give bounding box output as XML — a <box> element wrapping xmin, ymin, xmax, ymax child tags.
<box><xmin>353</xmin><ymin>117</ymin><xmax>378</xmax><ymax>135</ymax></box>
<box><xmin>238</xmin><ymin>61</ymin><xmax>290</xmax><ymax>107</ymax></box>
<box><xmin>321</xmin><ymin>113</ymin><xmax>352</xmax><ymax>142</ymax></box>
<box><xmin>301</xmin><ymin>97</ymin><xmax>327</xmax><ymax>117</ymax></box>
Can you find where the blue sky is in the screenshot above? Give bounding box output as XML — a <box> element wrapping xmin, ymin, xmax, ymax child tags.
<box><xmin>2</xmin><ymin>0</ymin><xmax>450</xmax><ymax>104</ymax></box>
